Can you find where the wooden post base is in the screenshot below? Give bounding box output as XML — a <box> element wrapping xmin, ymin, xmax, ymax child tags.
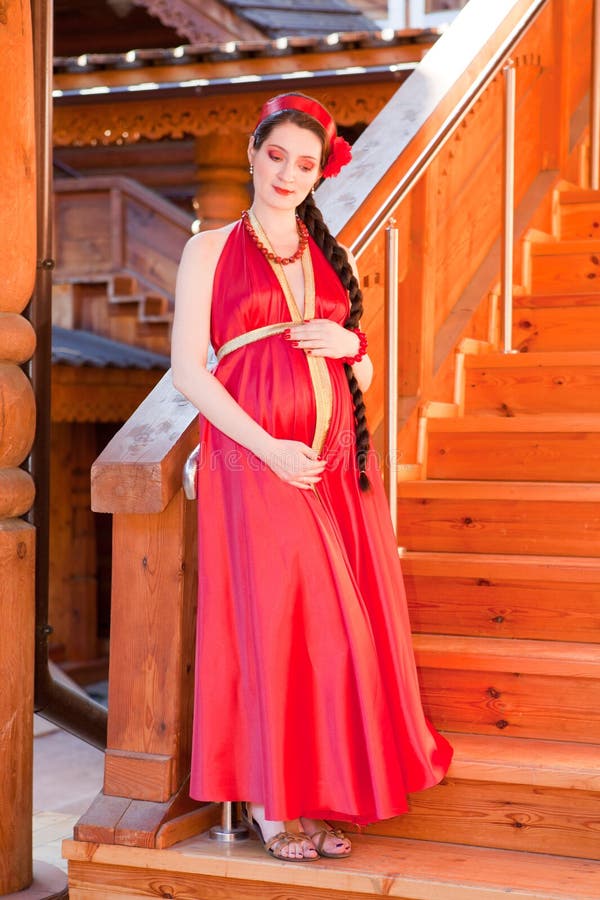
<box><xmin>74</xmin><ymin>779</ymin><xmax>219</xmax><ymax>849</ymax></box>
<box><xmin>2</xmin><ymin>861</ymin><xmax>67</xmax><ymax>899</ymax></box>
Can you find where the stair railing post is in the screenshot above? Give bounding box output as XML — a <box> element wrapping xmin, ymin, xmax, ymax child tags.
<box><xmin>209</xmin><ymin>801</ymin><xmax>248</xmax><ymax>842</ymax></box>
<box><xmin>385</xmin><ymin>218</ymin><xmax>399</xmax><ymax>534</ymax></box>
<box><xmin>501</xmin><ymin>59</ymin><xmax>517</xmax><ymax>354</ymax></box>
<box><xmin>591</xmin><ymin>0</ymin><xmax>600</xmax><ymax>189</ymax></box>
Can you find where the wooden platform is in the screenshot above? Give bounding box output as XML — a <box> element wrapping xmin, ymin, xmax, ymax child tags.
<box><xmin>62</xmin><ymin>830</ymin><xmax>600</xmax><ymax>900</ymax></box>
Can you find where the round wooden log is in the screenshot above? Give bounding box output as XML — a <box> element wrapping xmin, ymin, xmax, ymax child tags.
<box><xmin>0</xmin><ymin>468</ymin><xmax>36</xmax><ymax>518</ymax></box>
<box><xmin>0</xmin><ymin>313</ymin><xmax>37</xmax><ymax>363</ymax></box>
<box><xmin>0</xmin><ymin>363</ymin><xmax>36</xmax><ymax>467</ymax></box>
<box><xmin>0</xmin><ymin>0</ymin><xmax>36</xmax><ymax>314</ymax></box>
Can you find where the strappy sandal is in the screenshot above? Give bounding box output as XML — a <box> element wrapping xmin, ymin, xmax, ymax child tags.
<box><xmin>302</xmin><ymin>822</ymin><xmax>352</xmax><ymax>858</ymax></box>
<box><xmin>241</xmin><ymin>803</ymin><xmax>318</xmax><ymax>862</ymax></box>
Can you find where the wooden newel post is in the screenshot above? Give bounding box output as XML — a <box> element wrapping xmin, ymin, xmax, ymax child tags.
<box><xmin>75</xmin><ymin>374</ymin><xmax>219</xmax><ymax>848</ymax></box>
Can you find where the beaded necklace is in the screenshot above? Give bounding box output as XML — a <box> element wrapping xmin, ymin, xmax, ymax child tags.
<box><xmin>242</xmin><ymin>209</ymin><xmax>309</xmax><ymax>265</ymax></box>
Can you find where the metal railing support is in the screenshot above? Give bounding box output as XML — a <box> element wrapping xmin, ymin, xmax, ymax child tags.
<box><xmin>385</xmin><ymin>219</ymin><xmax>399</xmax><ymax>533</ymax></box>
<box><xmin>591</xmin><ymin>0</ymin><xmax>600</xmax><ymax>189</ymax></box>
<box><xmin>209</xmin><ymin>802</ymin><xmax>248</xmax><ymax>842</ymax></box>
<box><xmin>501</xmin><ymin>59</ymin><xmax>517</xmax><ymax>354</ymax></box>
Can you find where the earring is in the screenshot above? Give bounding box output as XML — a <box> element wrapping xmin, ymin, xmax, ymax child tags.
<box><xmin>249</xmin><ymin>164</ymin><xmax>254</xmax><ymax>175</ymax></box>
<box><xmin>311</xmin><ymin>186</ymin><xmax>315</xmax><ymax>195</ymax></box>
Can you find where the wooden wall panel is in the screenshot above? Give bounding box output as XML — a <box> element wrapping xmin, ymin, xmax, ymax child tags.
<box><xmin>54</xmin><ymin>191</ymin><xmax>113</xmax><ymax>278</ymax></box>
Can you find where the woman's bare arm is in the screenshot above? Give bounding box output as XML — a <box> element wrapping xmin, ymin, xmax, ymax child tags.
<box><xmin>170</xmin><ymin>228</ymin><xmax>325</xmax><ymax>487</ymax></box>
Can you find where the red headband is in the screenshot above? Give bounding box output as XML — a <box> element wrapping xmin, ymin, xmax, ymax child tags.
<box><xmin>256</xmin><ymin>94</ymin><xmax>352</xmax><ymax>179</ymax></box>
<box><xmin>258</xmin><ymin>95</ymin><xmax>337</xmax><ymax>144</ymax></box>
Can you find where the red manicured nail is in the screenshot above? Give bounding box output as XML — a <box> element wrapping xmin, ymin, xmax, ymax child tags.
<box><xmin>283</xmin><ymin>329</ymin><xmax>291</xmax><ymax>338</ymax></box>
<box><xmin>291</xmin><ymin>341</ymin><xmax>300</xmax><ymax>347</ymax></box>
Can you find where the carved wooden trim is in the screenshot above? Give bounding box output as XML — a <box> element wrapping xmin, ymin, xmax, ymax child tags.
<box><xmin>52</xmin><ymin>367</ymin><xmax>166</xmax><ymax>423</ymax></box>
<box><xmin>53</xmin><ymin>86</ymin><xmax>396</xmax><ymax>147</ymax></box>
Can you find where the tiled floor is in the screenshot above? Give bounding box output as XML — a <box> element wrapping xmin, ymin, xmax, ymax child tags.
<box><xmin>33</xmin><ymin>718</ymin><xmax>105</xmax><ymax>872</ymax></box>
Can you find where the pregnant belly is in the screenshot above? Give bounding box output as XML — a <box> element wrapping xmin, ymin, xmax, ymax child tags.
<box><xmin>215</xmin><ymin>339</ymin><xmax>318</xmax><ymax>447</ymax></box>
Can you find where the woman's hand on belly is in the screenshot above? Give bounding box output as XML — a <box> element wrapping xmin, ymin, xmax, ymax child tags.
<box><xmin>285</xmin><ymin>318</ymin><xmax>359</xmax><ymax>360</ymax></box>
<box><xmin>265</xmin><ymin>439</ymin><xmax>326</xmax><ymax>490</ymax></box>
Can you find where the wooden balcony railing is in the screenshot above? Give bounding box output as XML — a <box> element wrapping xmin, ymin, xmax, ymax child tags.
<box><xmin>85</xmin><ymin>0</ymin><xmax>594</xmax><ymax>848</ymax></box>
<box><xmin>53</xmin><ymin>174</ymin><xmax>192</xmax><ymax>302</ymax></box>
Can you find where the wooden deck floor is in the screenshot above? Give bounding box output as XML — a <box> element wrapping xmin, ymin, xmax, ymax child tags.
<box><xmin>34</xmin><ymin>722</ymin><xmax>600</xmax><ymax>898</ymax></box>
<box><xmin>63</xmin><ymin>828</ymin><xmax>600</xmax><ymax>900</ymax></box>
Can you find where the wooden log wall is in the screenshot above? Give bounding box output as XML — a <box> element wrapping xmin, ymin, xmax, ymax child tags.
<box><xmin>0</xmin><ymin>0</ymin><xmax>37</xmax><ymax>893</ymax></box>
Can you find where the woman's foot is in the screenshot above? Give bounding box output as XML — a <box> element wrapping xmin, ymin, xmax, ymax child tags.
<box><xmin>299</xmin><ymin>817</ymin><xmax>352</xmax><ymax>858</ymax></box>
<box><xmin>243</xmin><ymin>803</ymin><xmax>318</xmax><ymax>861</ymax></box>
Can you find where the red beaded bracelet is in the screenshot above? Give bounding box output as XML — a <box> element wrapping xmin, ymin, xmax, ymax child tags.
<box><xmin>342</xmin><ymin>328</ymin><xmax>368</xmax><ymax>365</ymax></box>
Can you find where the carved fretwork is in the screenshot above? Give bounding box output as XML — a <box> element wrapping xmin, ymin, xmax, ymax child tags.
<box><xmin>54</xmin><ymin>85</ymin><xmax>396</xmax><ymax>147</ymax></box>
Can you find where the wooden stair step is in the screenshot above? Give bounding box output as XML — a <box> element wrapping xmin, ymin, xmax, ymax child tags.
<box><xmin>139</xmin><ymin>294</ymin><xmax>173</xmax><ymax>324</ymax></box>
<box><xmin>412</xmin><ymin>634</ymin><xmax>600</xmax><ymax>743</ymax></box>
<box><xmin>426</xmin><ymin>414</ymin><xmax>600</xmax><ymax>481</ymax></box>
<box><xmin>557</xmin><ymin>187</ymin><xmax>600</xmax><ymax>205</ymax></box>
<box><xmin>413</xmin><ymin>633</ymin><xmax>600</xmax><ymax>676</ymax></box>
<box><xmin>526</xmin><ymin>238</ymin><xmax>600</xmax><ymax>294</ymax></box>
<box><xmin>397</xmin><ymin>479</ymin><xmax>600</xmax><ymax>556</ymax></box>
<box><xmin>368</xmin><ymin>733</ymin><xmax>600</xmax><ymax>859</ymax></box>
<box><xmin>401</xmin><ymin>550</ymin><xmax>600</xmax><ymax>642</ymax></box>
<box><xmin>514</xmin><ymin>292</ymin><xmax>600</xmax><ymax>307</ymax></box>
<box><xmin>111</xmin><ymin>274</ymin><xmax>140</xmax><ymax>295</ymax></box>
<box><xmin>62</xmin><ymin>832</ymin><xmax>600</xmax><ymax>899</ymax></box>
<box><xmin>464</xmin><ymin>351</ymin><xmax>600</xmax><ymax>413</ymax></box>
<box><xmin>513</xmin><ymin>301</ymin><xmax>600</xmax><ymax>351</ymax></box>
<box><xmin>444</xmin><ymin>732</ymin><xmax>600</xmax><ymax>791</ymax></box>
<box><xmin>428</xmin><ymin>413</ymin><xmax>600</xmax><ymax>431</ymax></box>
<box><xmin>557</xmin><ymin>189</ymin><xmax>600</xmax><ymax>239</ymax></box>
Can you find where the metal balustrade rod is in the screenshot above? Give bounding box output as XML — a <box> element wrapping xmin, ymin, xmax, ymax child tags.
<box><xmin>592</xmin><ymin>0</ymin><xmax>600</xmax><ymax>189</ymax></box>
<box><xmin>385</xmin><ymin>220</ymin><xmax>399</xmax><ymax>534</ymax></box>
<box><xmin>502</xmin><ymin>59</ymin><xmax>516</xmax><ymax>354</ymax></box>
<box><xmin>209</xmin><ymin>801</ymin><xmax>248</xmax><ymax>842</ymax></box>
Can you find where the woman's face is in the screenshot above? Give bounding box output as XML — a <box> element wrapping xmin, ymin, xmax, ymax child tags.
<box><xmin>249</xmin><ymin>121</ymin><xmax>323</xmax><ymax>210</ymax></box>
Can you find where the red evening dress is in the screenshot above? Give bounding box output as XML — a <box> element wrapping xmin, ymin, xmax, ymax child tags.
<box><xmin>189</xmin><ymin>218</ymin><xmax>452</xmax><ymax>825</ymax></box>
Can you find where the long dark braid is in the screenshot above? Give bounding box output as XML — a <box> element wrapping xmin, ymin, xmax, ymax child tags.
<box><xmin>251</xmin><ymin>98</ymin><xmax>371</xmax><ymax>488</ymax></box>
<box><xmin>297</xmin><ymin>193</ymin><xmax>371</xmax><ymax>490</ymax></box>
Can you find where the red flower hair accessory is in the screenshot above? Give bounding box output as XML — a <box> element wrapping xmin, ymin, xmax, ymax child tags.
<box><xmin>322</xmin><ymin>134</ymin><xmax>352</xmax><ymax>178</ymax></box>
<box><xmin>256</xmin><ymin>93</ymin><xmax>352</xmax><ymax>179</ymax></box>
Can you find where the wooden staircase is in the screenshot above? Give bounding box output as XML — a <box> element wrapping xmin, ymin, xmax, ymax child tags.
<box><xmin>395</xmin><ymin>183</ymin><xmax>600</xmax><ymax>873</ymax></box>
<box><xmin>62</xmin><ymin>2</ymin><xmax>600</xmax><ymax>897</ymax></box>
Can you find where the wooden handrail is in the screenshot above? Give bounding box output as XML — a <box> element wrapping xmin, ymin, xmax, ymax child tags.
<box><xmin>91</xmin><ymin>371</ymin><xmax>197</xmax><ymax>514</ymax></box>
<box><xmin>319</xmin><ymin>0</ymin><xmax>548</xmax><ymax>251</ymax></box>
<box><xmin>54</xmin><ymin>174</ymin><xmax>193</xmax><ymax>230</ymax></box>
